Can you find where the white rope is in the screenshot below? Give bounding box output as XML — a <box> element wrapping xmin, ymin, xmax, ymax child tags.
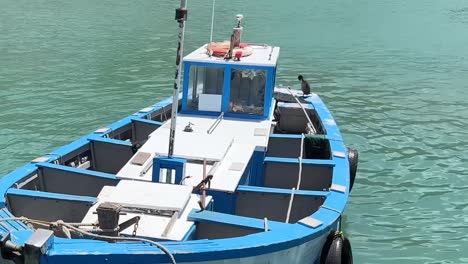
<box><xmin>286</xmin><ymin>87</ymin><xmax>316</xmax><ymax>134</ymax></box>
<box><xmin>285</xmin><ymin>188</ymin><xmax>295</xmax><ymax>223</ymax></box>
<box><xmin>296</xmin><ymin>133</ymin><xmax>305</xmax><ymax>190</ymax></box>
<box><xmin>0</xmin><ymin>217</ymin><xmax>176</xmax><ymax>264</ymax></box>
<box><xmin>286</xmin><ymin>133</ymin><xmax>305</xmax><ymax>223</ymax></box>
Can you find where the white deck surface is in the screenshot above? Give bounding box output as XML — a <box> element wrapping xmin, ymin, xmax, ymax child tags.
<box><xmin>117</xmin><ymin>114</ymin><xmax>272</xmax><ymax>192</ymax></box>
<box><xmin>105</xmin><ymin>180</ymin><xmax>192</xmax><ymax>212</ymax></box>
<box><xmin>182</xmin><ymin>143</ymin><xmax>255</xmax><ymax>192</ymax></box>
<box><xmin>183</xmin><ymin>44</ymin><xmax>280</xmax><ymax>67</ymax></box>
<box><xmin>82</xmin><ymin>182</ymin><xmax>211</xmax><ymax>241</ymax></box>
<box><xmin>140</xmin><ymin>128</ymin><xmax>234</xmax><ymax>161</ymax></box>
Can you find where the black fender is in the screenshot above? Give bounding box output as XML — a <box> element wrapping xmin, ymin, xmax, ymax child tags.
<box><xmin>320</xmin><ymin>232</ymin><xmax>353</xmax><ymax>264</ymax></box>
<box><xmin>347</xmin><ymin>148</ymin><xmax>359</xmax><ymax>191</ymax></box>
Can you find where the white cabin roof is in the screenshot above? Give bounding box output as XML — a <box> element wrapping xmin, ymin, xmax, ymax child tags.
<box><xmin>183</xmin><ymin>44</ymin><xmax>280</xmax><ymax>67</ymax></box>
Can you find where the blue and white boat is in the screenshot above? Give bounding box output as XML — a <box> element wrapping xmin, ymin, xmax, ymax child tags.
<box><xmin>0</xmin><ymin>4</ymin><xmax>358</xmax><ymax>264</ymax></box>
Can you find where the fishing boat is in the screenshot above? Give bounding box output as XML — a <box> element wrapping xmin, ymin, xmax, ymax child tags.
<box><xmin>0</xmin><ymin>3</ymin><xmax>358</xmax><ymax>264</ymax></box>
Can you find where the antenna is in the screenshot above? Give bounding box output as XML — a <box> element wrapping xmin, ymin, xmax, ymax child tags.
<box><xmin>236</xmin><ymin>14</ymin><xmax>243</xmax><ymax>27</ymax></box>
<box><xmin>209</xmin><ymin>0</ymin><xmax>216</xmax><ymax>42</ymax></box>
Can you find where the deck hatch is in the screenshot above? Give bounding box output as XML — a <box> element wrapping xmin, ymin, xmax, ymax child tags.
<box><xmin>130</xmin><ymin>152</ymin><xmax>152</xmax><ymax>166</ymax></box>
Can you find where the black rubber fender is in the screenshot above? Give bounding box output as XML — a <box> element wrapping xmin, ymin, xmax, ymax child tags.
<box><xmin>347</xmin><ymin>148</ymin><xmax>359</xmax><ymax>191</ymax></box>
<box><xmin>320</xmin><ymin>232</ymin><xmax>353</xmax><ymax>264</ymax></box>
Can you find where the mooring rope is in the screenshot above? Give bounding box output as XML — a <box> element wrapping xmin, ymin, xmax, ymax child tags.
<box><xmin>286</xmin><ymin>87</ymin><xmax>317</xmax><ymax>134</ymax></box>
<box><xmin>285</xmin><ymin>133</ymin><xmax>305</xmax><ymax>223</ymax></box>
<box><xmin>0</xmin><ymin>217</ymin><xmax>176</xmax><ymax>264</ymax></box>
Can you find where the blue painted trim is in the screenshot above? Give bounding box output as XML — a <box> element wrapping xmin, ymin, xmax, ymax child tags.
<box><xmin>0</xmin><ymin>208</ymin><xmax>29</xmax><ymax>234</ymax></box>
<box><xmin>303</xmin><ymin>95</ymin><xmax>342</xmax><ymax>140</ymax></box>
<box><xmin>264</xmin><ymin>156</ymin><xmax>335</xmax><ymax>167</ymax></box>
<box><xmin>250</xmin><ymin>148</ymin><xmax>266</xmax><ymax>186</ymax></box>
<box><xmin>6</xmin><ymin>189</ymin><xmax>97</xmax><ymax>204</ymax></box>
<box><xmin>130</xmin><ymin>117</ymin><xmax>164</xmax><ymax>126</ymax></box>
<box><xmin>180</xmin><ymin>110</ymin><xmax>268</xmax><ymax>120</ymax></box>
<box><xmin>180</xmin><ymin>110</ymin><xmax>223</xmax><ymax>117</ymax></box>
<box><xmin>188</xmin><ymin>209</ymin><xmax>287</xmax><ymax>231</ymax></box>
<box><xmin>180</xmin><ymin>61</ymin><xmax>275</xmax><ymax>119</ymax></box>
<box><xmin>0</xmin><ymin>163</ymin><xmax>38</xmax><ymax>207</ymax></box>
<box><xmin>206</xmin><ymin>190</ymin><xmax>237</xmax><ymax>214</ymax></box>
<box><xmin>269</xmin><ymin>133</ymin><xmax>329</xmax><ymax>140</ymax></box>
<box><xmin>237</xmin><ymin>185</ymin><xmax>329</xmax><ymax>197</ymax></box>
<box><xmin>87</xmin><ymin>134</ymin><xmax>133</xmax><ymax>147</ymax></box>
<box><xmin>264</xmin><ymin>68</ymin><xmax>274</xmax><ymax>118</ymax></box>
<box><xmin>36</xmin><ymin>162</ymin><xmax>117</xmax><ymax>180</ymax></box>
<box><xmin>277</xmin><ymin>101</ymin><xmax>315</xmax><ymax>110</ymax></box>
<box><xmin>7</xmin><ymin>230</ymin><xmax>34</xmax><ymax>247</ymax></box>
<box><xmin>152</xmin><ymin>156</ymin><xmax>186</xmax><ymax>183</ymax></box>
<box><xmin>239</xmin><ymin>150</ymin><xmax>254</xmax><ymax>186</ymax></box>
<box><xmin>181</xmin><ymin>224</ymin><xmax>196</xmax><ymax>241</ymax></box>
<box><xmin>47</xmin><ymin>137</ymin><xmax>90</xmax><ymax>161</ymax></box>
<box><xmin>223</xmin><ymin>112</ymin><xmax>268</xmax><ymax>120</ymax></box>
<box><xmin>221</xmin><ymin>67</ymin><xmax>232</xmax><ymax>113</ymax></box>
<box><xmin>103</xmin><ymin>116</ymin><xmax>133</xmax><ymax>135</ymax></box>
<box><xmin>184</xmin><ymin>61</ymin><xmax>275</xmax><ymax>71</ymax></box>
<box><xmin>182</xmin><ymin>61</ymin><xmax>191</xmax><ymax>111</ymax></box>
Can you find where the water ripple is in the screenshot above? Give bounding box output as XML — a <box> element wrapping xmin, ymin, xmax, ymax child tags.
<box><xmin>1</xmin><ymin>0</ymin><xmax>468</xmax><ymax>263</ymax></box>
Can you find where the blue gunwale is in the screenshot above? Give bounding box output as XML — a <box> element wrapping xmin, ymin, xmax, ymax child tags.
<box><xmin>87</xmin><ymin>134</ymin><xmax>133</xmax><ymax>147</ymax></box>
<box><xmin>6</xmin><ymin>189</ymin><xmax>97</xmax><ymax>204</ymax></box>
<box><xmin>0</xmin><ymin>93</ymin><xmax>351</xmax><ymax>262</ymax></box>
<box><xmin>187</xmin><ymin>209</ymin><xmax>289</xmax><ymax>231</ymax></box>
<box><xmin>237</xmin><ymin>185</ymin><xmax>330</xmax><ymax>197</ymax></box>
<box><xmin>35</xmin><ymin>162</ymin><xmax>118</xmax><ymax>181</ymax></box>
<box><xmin>264</xmin><ymin>156</ymin><xmax>336</xmax><ymax>167</ymax></box>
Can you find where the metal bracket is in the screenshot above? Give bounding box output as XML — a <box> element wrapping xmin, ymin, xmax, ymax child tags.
<box><xmin>24</xmin><ymin>229</ymin><xmax>54</xmax><ymax>264</ymax></box>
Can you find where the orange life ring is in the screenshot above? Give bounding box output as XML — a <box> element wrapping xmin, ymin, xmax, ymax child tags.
<box><xmin>207</xmin><ymin>41</ymin><xmax>253</xmax><ymax>58</ymax></box>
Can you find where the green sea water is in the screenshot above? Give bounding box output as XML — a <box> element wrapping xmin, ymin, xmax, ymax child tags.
<box><xmin>1</xmin><ymin>0</ymin><xmax>468</xmax><ymax>263</ymax></box>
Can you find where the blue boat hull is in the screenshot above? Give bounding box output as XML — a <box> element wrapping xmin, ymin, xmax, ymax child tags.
<box><xmin>0</xmin><ymin>91</ymin><xmax>352</xmax><ymax>264</ymax></box>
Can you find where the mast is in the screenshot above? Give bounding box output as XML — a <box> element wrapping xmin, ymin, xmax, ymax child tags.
<box><xmin>168</xmin><ymin>0</ymin><xmax>188</xmax><ymax>160</ymax></box>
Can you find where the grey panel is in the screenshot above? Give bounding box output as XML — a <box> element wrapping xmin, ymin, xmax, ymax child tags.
<box><xmin>15</xmin><ymin>173</ymin><xmax>40</xmax><ymax>190</ymax></box>
<box><xmin>263</xmin><ymin>162</ymin><xmax>332</xmax><ymax>191</ymax></box>
<box><xmin>133</xmin><ymin>121</ymin><xmax>160</xmax><ymax>143</ymax></box>
<box><xmin>92</xmin><ymin>141</ymin><xmax>134</xmax><ymax>174</ymax></box>
<box><xmin>276</xmin><ymin>107</ymin><xmax>313</xmax><ymax>134</ymax></box>
<box><xmin>40</xmin><ymin>167</ymin><xmax>118</xmax><ymax>196</ymax></box>
<box><xmin>151</xmin><ymin>105</ymin><xmax>173</xmax><ymax>122</ymax></box>
<box><xmin>266</xmin><ymin>137</ymin><xmax>302</xmax><ymax>158</ymax></box>
<box><xmin>61</xmin><ymin>144</ymin><xmax>91</xmax><ymax>165</ymax></box>
<box><xmin>108</xmin><ymin>124</ymin><xmax>132</xmax><ymax>141</ymax></box>
<box><xmin>275</xmin><ymin>106</ymin><xmax>325</xmax><ymax>135</ymax></box>
<box><xmin>195</xmin><ymin>222</ymin><xmax>259</xmax><ymax>240</ymax></box>
<box><xmin>7</xmin><ymin>195</ymin><xmax>93</xmax><ymax>222</ymax></box>
<box><xmin>236</xmin><ymin>191</ymin><xmax>325</xmax><ymax>223</ymax></box>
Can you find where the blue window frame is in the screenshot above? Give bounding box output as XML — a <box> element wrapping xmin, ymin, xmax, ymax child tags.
<box><xmin>182</xmin><ymin>61</ymin><xmax>275</xmax><ymax>119</ymax></box>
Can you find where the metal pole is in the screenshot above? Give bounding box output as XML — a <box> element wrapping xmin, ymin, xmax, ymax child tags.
<box><xmin>202</xmin><ymin>159</ymin><xmax>207</xmax><ymax>209</ymax></box>
<box><xmin>209</xmin><ymin>0</ymin><xmax>216</xmax><ymax>42</ymax></box>
<box><xmin>168</xmin><ymin>0</ymin><xmax>188</xmax><ymax>159</ymax></box>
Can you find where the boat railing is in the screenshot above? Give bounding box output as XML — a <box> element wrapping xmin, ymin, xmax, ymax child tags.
<box><xmin>207</xmin><ymin>112</ymin><xmax>224</xmax><ymax>134</ymax></box>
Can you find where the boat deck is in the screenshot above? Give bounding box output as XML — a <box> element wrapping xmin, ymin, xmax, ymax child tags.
<box><xmin>116</xmin><ymin>113</ymin><xmax>272</xmax><ymax>192</ymax></box>
<box><xmin>80</xmin><ymin>113</ymin><xmax>273</xmax><ymax>240</ymax></box>
<box><xmin>82</xmin><ymin>180</ymin><xmax>211</xmax><ymax>241</ymax></box>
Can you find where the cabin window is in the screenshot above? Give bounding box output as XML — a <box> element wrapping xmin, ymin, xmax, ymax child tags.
<box><xmin>187</xmin><ymin>66</ymin><xmax>224</xmax><ymax>112</ymax></box>
<box><xmin>228</xmin><ymin>69</ymin><xmax>266</xmax><ymax>115</ymax></box>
